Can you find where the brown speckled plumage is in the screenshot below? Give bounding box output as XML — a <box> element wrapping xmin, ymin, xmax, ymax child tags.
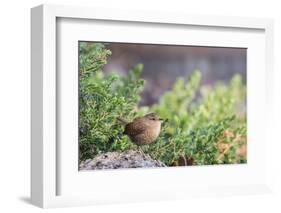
<box><xmin>119</xmin><ymin>113</ymin><xmax>162</xmax><ymax>146</ymax></box>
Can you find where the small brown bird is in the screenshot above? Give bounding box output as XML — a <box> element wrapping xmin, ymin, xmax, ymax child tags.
<box><xmin>118</xmin><ymin>113</ymin><xmax>162</xmax><ymax>146</ymax></box>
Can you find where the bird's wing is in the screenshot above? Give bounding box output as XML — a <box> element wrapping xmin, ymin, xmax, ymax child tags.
<box><xmin>124</xmin><ymin>119</ymin><xmax>146</xmax><ymax>136</ymax></box>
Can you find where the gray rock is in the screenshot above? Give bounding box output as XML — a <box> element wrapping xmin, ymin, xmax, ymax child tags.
<box><xmin>79</xmin><ymin>150</ymin><xmax>166</xmax><ymax>170</ymax></box>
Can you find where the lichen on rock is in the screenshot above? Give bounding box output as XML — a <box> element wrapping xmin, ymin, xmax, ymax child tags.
<box><xmin>79</xmin><ymin>150</ymin><xmax>166</xmax><ymax>170</ymax></box>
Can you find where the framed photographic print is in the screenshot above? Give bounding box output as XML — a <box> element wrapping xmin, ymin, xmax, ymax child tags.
<box><xmin>31</xmin><ymin>4</ymin><xmax>274</xmax><ymax>208</ymax></box>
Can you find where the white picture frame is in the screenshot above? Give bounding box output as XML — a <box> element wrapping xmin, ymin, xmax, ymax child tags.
<box><xmin>31</xmin><ymin>4</ymin><xmax>274</xmax><ymax>208</ymax></box>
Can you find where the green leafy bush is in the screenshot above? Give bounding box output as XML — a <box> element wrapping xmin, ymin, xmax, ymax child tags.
<box><xmin>79</xmin><ymin>42</ymin><xmax>247</xmax><ymax>166</ymax></box>
<box><xmin>79</xmin><ymin>42</ymin><xmax>144</xmax><ymax>161</ymax></box>
<box><xmin>143</xmin><ymin>71</ymin><xmax>247</xmax><ymax>166</ymax></box>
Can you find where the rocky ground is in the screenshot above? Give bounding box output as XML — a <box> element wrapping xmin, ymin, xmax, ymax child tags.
<box><xmin>79</xmin><ymin>150</ymin><xmax>166</xmax><ymax>170</ymax></box>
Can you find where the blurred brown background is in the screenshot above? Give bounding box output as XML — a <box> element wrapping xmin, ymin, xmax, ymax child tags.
<box><xmin>103</xmin><ymin>43</ymin><xmax>246</xmax><ymax>106</ymax></box>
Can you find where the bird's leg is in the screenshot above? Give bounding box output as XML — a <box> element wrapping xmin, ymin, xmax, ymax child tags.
<box><xmin>137</xmin><ymin>146</ymin><xmax>145</xmax><ymax>156</ymax></box>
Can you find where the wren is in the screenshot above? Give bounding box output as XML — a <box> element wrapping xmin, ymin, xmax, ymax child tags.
<box><xmin>118</xmin><ymin>113</ymin><xmax>162</xmax><ymax>146</ymax></box>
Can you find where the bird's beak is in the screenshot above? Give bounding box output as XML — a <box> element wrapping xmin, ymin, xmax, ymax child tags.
<box><xmin>160</xmin><ymin>118</ymin><xmax>168</xmax><ymax>122</ymax></box>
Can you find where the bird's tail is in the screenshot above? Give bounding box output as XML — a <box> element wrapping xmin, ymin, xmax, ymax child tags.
<box><xmin>117</xmin><ymin>117</ymin><xmax>129</xmax><ymax>125</ymax></box>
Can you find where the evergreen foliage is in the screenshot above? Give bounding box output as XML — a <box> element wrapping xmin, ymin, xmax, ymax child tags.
<box><xmin>79</xmin><ymin>42</ymin><xmax>247</xmax><ymax>166</ymax></box>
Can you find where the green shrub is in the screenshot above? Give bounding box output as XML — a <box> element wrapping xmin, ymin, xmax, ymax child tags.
<box><xmin>79</xmin><ymin>42</ymin><xmax>247</xmax><ymax>166</ymax></box>
<box><xmin>79</xmin><ymin>42</ymin><xmax>144</xmax><ymax>161</ymax></box>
